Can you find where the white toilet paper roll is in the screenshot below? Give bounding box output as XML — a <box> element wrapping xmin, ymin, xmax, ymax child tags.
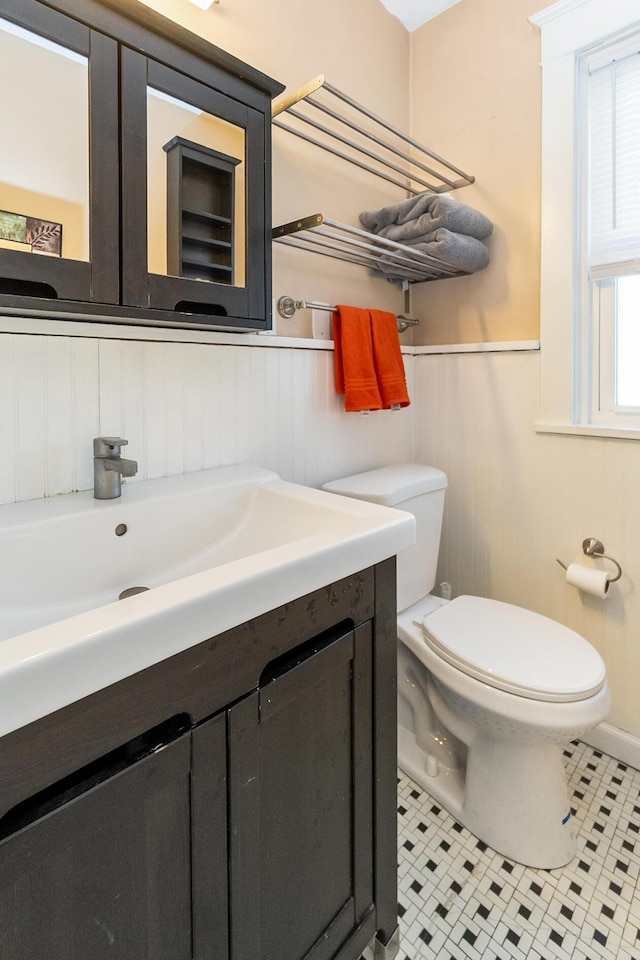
<box><xmin>566</xmin><ymin>562</ymin><xmax>610</xmax><ymax>598</ymax></box>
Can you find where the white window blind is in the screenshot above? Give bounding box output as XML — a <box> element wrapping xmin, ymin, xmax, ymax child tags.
<box><xmin>588</xmin><ymin>40</ymin><xmax>640</xmax><ymax>280</ymax></box>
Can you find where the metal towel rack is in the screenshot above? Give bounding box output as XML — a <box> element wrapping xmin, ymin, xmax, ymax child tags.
<box><xmin>276</xmin><ymin>295</ymin><xmax>419</xmax><ymax>333</ymax></box>
<box><xmin>271</xmin><ymin>76</ymin><xmax>477</xmax><ymax>292</ymax></box>
<box><xmin>273</xmin><ymin>213</ymin><xmax>469</xmax><ymax>284</ymax></box>
<box><xmin>272</xmin><ymin>75</ymin><xmax>474</xmax><ymax>196</ymax></box>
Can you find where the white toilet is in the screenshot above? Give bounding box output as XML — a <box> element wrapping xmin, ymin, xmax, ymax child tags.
<box><xmin>323</xmin><ymin>464</ymin><xmax>610</xmax><ymax>869</ymax></box>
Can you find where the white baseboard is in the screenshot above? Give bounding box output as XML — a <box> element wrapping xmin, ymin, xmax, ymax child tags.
<box><xmin>581</xmin><ymin>722</ymin><xmax>640</xmax><ymax>771</ymax></box>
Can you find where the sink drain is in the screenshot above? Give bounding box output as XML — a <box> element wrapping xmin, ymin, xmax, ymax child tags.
<box><xmin>119</xmin><ymin>586</ymin><xmax>150</xmax><ymax>600</ymax></box>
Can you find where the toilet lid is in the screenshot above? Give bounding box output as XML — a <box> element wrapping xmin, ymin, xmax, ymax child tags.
<box><xmin>421</xmin><ymin>596</ymin><xmax>606</xmax><ymax>702</ymax></box>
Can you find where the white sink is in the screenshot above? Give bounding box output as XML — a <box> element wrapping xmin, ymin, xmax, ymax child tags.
<box><xmin>0</xmin><ymin>465</ymin><xmax>415</xmax><ymax>737</ymax></box>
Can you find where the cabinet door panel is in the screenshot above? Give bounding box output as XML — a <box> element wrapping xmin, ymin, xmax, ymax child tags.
<box><xmin>0</xmin><ymin>734</ymin><xmax>192</xmax><ymax>960</ymax></box>
<box><xmin>121</xmin><ymin>49</ymin><xmax>267</xmax><ymax>326</ymax></box>
<box><xmin>229</xmin><ymin>624</ymin><xmax>374</xmax><ymax>960</ymax></box>
<box><xmin>0</xmin><ymin>0</ymin><xmax>119</xmax><ymax>305</ymax></box>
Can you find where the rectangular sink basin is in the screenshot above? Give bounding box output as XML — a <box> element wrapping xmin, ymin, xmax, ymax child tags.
<box><xmin>0</xmin><ymin>465</ymin><xmax>415</xmax><ymax>737</ymax></box>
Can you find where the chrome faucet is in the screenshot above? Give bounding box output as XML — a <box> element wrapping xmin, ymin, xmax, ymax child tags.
<box><xmin>93</xmin><ymin>437</ymin><xmax>138</xmax><ymax>500</ymax></box>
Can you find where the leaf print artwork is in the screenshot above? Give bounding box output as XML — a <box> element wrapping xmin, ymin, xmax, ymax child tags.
<box><xmin>0</xmin><ymin>211</ymin><xmax>62</xmax><ymax>256</ymax></box>
<box><xmin>25</xmin><ymin>218</ymin><xmax>62</xmax><ymax>256</ymax></box>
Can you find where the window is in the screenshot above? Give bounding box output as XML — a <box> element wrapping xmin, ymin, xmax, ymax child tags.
<box><xmin>582</xmin><ymin>36</ymin><xmax>640</xmax><ymax>428</ymax></box>
<box><xmin>532</xmin><ymin>0</ymin><xmax>640</xmax><ymax>439</ymax></box>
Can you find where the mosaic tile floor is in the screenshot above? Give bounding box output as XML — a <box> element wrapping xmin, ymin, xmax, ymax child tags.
<box><xmin>397</xmin><ymin>740</ymin><xmax>640</xmax><ymax>960</ymax></box>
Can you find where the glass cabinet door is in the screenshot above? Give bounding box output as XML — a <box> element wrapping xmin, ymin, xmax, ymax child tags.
<box><xmin>121</xmin><ymin>50</ymin><xmax>267</xmax><ymax>325</ymax></box>
<box><xmin>0</xmin><ymin>0</ymin><xmax>119</xmax><ymax>305</ymax></box>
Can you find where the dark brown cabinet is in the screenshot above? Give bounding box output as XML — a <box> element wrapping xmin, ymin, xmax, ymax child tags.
<box><xmin>229</xmin><ymin>623</ymin><xmax>374</xmax><ymax>960</ymax></box>
<box><xmin>0</xmin><ymin>726</ymin><xmax>194</xmax><ymax>959</ymax></box>
<box><xmin>164</xmin><ymin>137</ymin><xmax>240</xmax><ymax>284</ymax></box>
<box><xmin>0</xmin><ymin>0</ymin><xmax>282</xmax><ymax>331</ymax></box>
<box><xmin>0</xmin><ymin>563</ymin><xmax>399</xmax><ymax>960</ymax></box>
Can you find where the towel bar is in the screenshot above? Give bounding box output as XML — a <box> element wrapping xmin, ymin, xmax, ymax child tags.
<box><xmin>276</xmin><ymin>295</ymin><xmax>419</xmax><ymax>333</ymax></box>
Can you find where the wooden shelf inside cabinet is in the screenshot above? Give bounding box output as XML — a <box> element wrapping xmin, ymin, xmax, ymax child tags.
<box><xmin>273</xmin><ymin>213</ymin><xmax>469</xmax><ymax>284</ymax></box>
<box><xmin>182</xmin><ymin>209</ymin><xmax>232</xmax><ymax>226</ymax></box>
<box><xmin>164</xmin><ymin>137</ymin><xmax>241</xmax><ymax>286</ymax></box>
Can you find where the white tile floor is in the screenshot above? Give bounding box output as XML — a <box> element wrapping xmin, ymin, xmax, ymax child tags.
<box><xmin>397</xmin><ymin>740</ymin><xmax>640</xmax><ymax>960</ymax></box>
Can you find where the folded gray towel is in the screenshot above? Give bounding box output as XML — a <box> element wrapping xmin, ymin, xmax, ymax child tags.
<box><xmin>375</xmin><ymin>228</ymin><xmax>490</xmax><ymax>278</ymax></box>
<box><xmin>360</xmin><ymin>192</ymin><xmax>493</xmax><ymax>241</ymax></box>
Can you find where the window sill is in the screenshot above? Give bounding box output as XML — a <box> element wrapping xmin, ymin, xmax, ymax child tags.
<box><xmin>535</xmin><ymin>420</ymin><xmax>640</xmax><ymax>440</ymax></box>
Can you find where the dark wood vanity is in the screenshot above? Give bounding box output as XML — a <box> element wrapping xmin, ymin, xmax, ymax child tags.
<box><xmin>0</xmin><ymin>0</ymin><xmax>283</xmax><ymax>330</ymax></box>
<box><xmin>0</xmin><ymin>561</ymin><xmax>399</xmax><ymax>960</ymax></box>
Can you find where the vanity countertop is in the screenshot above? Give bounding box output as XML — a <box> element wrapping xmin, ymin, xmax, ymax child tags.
<box><xmin>0</xmin><ymin>465</ymin><xmax>414</xmax><ymax>738</ymax></box>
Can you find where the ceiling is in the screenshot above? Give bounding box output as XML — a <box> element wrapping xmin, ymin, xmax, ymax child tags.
<box><xmin>377</xmin><ymin>0</ymin><xmax>463</xmax><ymax>31</ymax></box>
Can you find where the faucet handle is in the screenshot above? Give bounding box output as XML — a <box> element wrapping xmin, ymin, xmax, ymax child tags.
<box><xmin>93</xmin><ymin>436</ymin><xmax>129</xmax><ymax>456</ymax></box>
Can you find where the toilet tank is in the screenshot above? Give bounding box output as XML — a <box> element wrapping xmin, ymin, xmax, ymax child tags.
<box><xmin>322</xmin><ymin>464</ymin><xmax>447</xmax><ymax>611</ymax></box>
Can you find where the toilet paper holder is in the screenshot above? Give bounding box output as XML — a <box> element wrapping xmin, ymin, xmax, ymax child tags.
<box><xmin>556</xmin><ymin>538</ymin><xmax>622</xmax><ymax>583</ymax></box>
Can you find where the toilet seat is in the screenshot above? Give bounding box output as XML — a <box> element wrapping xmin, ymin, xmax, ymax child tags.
<box><xmin>422</xmin><ymin>595</ymin><xmax>606</xmax><ymax>703</ymax></box>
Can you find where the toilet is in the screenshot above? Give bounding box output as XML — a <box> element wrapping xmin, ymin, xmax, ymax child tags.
<box><xmin>323</xmin><ymin>464</ymin><xmax>610</xmax><ymax>868</ymax></box>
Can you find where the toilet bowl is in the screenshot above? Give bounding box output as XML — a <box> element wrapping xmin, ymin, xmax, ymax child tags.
<box><xmin>323</xmin><ymin>464</ymin><xmax>611</xmax><ymax>868</ymax></box>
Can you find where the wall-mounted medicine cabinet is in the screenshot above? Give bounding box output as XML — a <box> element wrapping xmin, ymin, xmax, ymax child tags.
<box><xmin>0</xmin><ymin>0</ymin><xmax>283</xmax><ymax>331</ymax></box>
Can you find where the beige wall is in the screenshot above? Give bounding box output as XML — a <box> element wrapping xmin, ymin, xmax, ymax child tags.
<box><xmin>140</xmin><ymin>0</ymin><xmax>412</xmax><ymax>338</ymax></box>
<box><xmin>141</xmin><ymin>0</ymin><xmax>552</xmax><ymax>345</ymax></box>
<box><xmin>410</xmin><ymin>0</ymin><xmax>548</xmax><ymax>345</ymax></box>
<box><xmin>406</xmin><ymin>0</ymin><xmax>640</xmax><ymax>741</ymax></box>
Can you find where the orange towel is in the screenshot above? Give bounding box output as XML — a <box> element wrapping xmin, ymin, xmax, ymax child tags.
<box><xmin>333</xmin><ymin>305</ymin><xmax>383</xmax><ymax>412</ymax></box>
<box><xmin>370</xmin><ymin>309</ymin><xmax>411</xmax><ymax>409</ymax></box>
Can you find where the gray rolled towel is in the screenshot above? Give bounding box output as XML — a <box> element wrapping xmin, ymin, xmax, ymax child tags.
<box><xmin>360</xmin><ymin>192</ymin><xmax>493</xmax><ymax>241</ymax></box>
<box><xmin>375</xmin><ymin>228</ymin><xmax>490</xmax><ymax>278</ymax></box>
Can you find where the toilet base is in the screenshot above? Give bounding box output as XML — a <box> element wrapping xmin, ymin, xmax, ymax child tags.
<box><xmin>398</xmin><ymin>722</ymin><xmax>576</xmax><ymax>868</ymax></box>
<box><xmin>398</xmin><ymin>724</ymin><xmax>465</xmax><ymax>819</ymax></box>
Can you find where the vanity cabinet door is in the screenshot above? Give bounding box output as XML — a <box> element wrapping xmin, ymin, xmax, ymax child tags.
<box><xmin>228</xmin><ymin>621</ymin><xmax>375</xmax><ymax>960</ymax></box>
<box><xmin>0</xmin><ymin>731</ymin><xmax>192</xmax><ymax>960</ymax></box>
<box><xmin>0</xmin><ymin>0</ymin><xmax>119</xmax><ymax>306</ymax></box>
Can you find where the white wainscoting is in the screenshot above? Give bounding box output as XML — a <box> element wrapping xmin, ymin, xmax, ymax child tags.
<box><xmin>0</xmin><ymin>333</ymin><xmax>414</xmax><ymax>505</ymax></box>
<box><xmin>4</xmin><ymin>332</ymin><xmax>640</xmax><ymax>745</ymax></box>
<box><xmin>413</xmin><ymin>349</ymin><xmax>640</xmax><ymax>739</ymax></box>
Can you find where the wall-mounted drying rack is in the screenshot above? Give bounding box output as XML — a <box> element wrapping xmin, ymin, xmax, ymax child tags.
<box><xmin>273</xmin><ymin>214</ymin><xmax>469</xmax><ymax>284</ymax></box>
<box><xmin>272</xmin><ymin>75</ymin><xmax>474</xmax><ymax>196</ymax></box>
<box><xmin>271</xmin><ymin>75</ymin><xmax>476</xmax><ymax>287</ymax></box>
<box><xmin>276</xmin><ymin>295</ymin><xmax>419</xmax><ymax>333</ymax></box>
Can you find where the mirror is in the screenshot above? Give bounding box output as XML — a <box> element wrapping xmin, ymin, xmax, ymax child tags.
<box><xmin>0</xmin><ymin>16</ymin><xmax>89</xmax><ymax>262</ymax></box>
<box><xmin>147</xmin><ymin>87</ymin><xmax>246</xmax><ymax>287</ymax></box>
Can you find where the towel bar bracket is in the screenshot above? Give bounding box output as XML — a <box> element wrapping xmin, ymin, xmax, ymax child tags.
<box><xmin>273</xmin><ymin>214</ymin><xmax>324</xmax><ymax>238</ymax></box>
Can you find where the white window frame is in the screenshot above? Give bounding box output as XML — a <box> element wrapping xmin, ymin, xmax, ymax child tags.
<box><xmin>531</xmin><ymin>0</ymin><xmax>640</xmax><ymax>440</ymax></box>
<box><xmin>589</xmin><ymin>277</ymin><xmax>640</xmax><ymax>429</ymax></box>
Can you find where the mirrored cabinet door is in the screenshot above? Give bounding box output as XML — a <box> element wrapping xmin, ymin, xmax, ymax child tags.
<box><xmin>121</xmin><ymin>51</ymin><xmax>268</xmax><ymax>325</ymax></box>
<box><xmin>0</xmin><ymin>0</ymin><xmax>119</xmax><ymax>305</ymax></box>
